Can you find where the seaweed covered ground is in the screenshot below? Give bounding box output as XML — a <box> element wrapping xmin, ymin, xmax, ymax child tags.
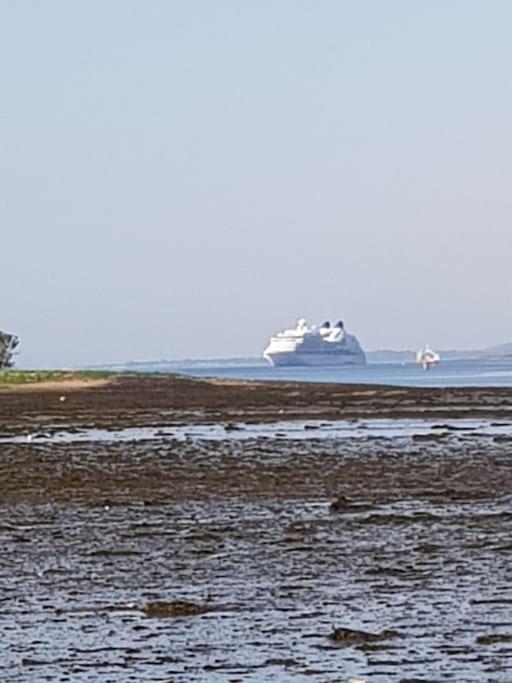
<box><xmin>1</xmin><ymin>375</ymin><xmax>512</xmax><ymax>682</ymax></box>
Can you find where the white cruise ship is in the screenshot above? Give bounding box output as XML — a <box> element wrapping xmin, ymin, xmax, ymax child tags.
<box><xmin>263</xmin><ymin>319</ymin><xmax>366</xmax><ymax>367</ymax></box>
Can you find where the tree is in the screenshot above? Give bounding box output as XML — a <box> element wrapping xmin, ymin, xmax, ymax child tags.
<box><xmin>0</xmin><ymin>331</ymin><xmax>19</xmax><ymax>369</ymax></box>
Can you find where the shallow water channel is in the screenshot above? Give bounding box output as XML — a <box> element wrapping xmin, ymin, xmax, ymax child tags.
<box><xmin>2</xmin><ymin>417</ymin><xmax>512</xmax><ymax>444</ymax></box>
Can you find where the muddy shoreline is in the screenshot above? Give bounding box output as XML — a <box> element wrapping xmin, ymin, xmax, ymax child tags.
<box><xmin>2</xmin><ymin>375</ymin><xmax>512</xmax><ymax>681</ymax></box>
<box><xmin>1</xmin><ymin>374</ymin><xmax>512</xmax><ymax>432</ymax></box>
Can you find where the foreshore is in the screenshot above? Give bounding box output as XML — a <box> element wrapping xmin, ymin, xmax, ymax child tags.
<box><xmin>2</xmin><ymin>373</ymin><xmax>512</xmax><ymax>681</ymax></box>
<box><xmin>1</xmin><ymin>372</ymin><xmax>512</xmax><ymax>430</ymax></box>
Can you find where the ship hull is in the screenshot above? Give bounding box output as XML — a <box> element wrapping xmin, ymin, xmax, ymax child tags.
<box><xmin>264</xmin><ymin>351</ymin><xmax>366</xmax><ymax>367</ymax></box>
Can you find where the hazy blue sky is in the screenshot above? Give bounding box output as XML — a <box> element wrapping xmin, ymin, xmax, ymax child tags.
<box><xmin>1</xmin><ymin>1</ymin><xmax>511</xmax><ymax>367</ymax></box>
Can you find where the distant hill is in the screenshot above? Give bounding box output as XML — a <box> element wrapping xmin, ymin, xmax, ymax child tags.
<box><xmin>367</xmin><ymin>342</ymin><xmax>512</xmax><ymax>363</ymax></box>
<box><xmin>88</xmin><ymin>343</ymin><xmax>512</xmax><ymax>372</ymax></box>
<box><xmin>483</xmin><ymin>342</ymin><xmax>512</xmax><ymax>358</ymax></box>
<box><xmin>89</xmin><ymin>357</ymin><xmax>267</xmax><ymax>372</ymax></box>
<box><xmin>365</xmin><ymin>349</ymin><xmax>416</xmax><ymax>362</ymax></box>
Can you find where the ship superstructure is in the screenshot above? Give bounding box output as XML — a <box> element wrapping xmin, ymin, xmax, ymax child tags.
<box><xmin>263</xmin><ymin>319</ymin><xmax>366</xmax><ymax>367</ymax></box>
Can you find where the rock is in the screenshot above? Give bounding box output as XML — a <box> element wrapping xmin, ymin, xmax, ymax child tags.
<box><xmin>476</xmin><ymin>633</ymin><xmax>512</xmax><ymax>645</ymax></box>
<box><xmin>329</xmin><ymin>626</ymin><xmax>397</xmax><ymax>645</ymax></box>
<box><xmin>329</xmin><ymin>497</ymin><xmax>373</xmax><ymax>513</ymax></box>
<box><xmin>329</xmin><ymin>496</ymin><xmax>350</xmax><ymax>511</ymax></box>
<box><xmin>262</xmin><ymin>657</ymin><xmax>299</xmax><ymax>667</ymax></box>
<box><xmin>224</xmin><ymin>423</ymin><xmax>242</xmax><ymax>431</ymax></box>
<box><xmin>143</xmin><ymin>600</ymin><xmax>208</xmax><ymax>619</ymax></box>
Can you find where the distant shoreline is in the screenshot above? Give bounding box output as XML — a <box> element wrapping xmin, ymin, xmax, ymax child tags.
<box><xmin>82</xmin><ymin>346</ymin><xmax>512</xmax><ymax>372</ymax></box>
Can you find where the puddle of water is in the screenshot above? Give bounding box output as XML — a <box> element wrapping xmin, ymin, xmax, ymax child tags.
<box><xmin>2</xmin><ymin>418</ymin><xmax>511</xmax><ymax>445</ymax></box>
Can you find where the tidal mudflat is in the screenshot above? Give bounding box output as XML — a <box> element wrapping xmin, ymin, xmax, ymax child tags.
<box><xmin>1</xmin><ymin>375</ymin><xmax>512</xmax><ymax>682</ymax></box>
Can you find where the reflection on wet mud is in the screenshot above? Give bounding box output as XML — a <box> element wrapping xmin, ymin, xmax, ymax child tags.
<box><xmin>1</xmin><ymin>417</ymin><xmax>512</xmax><ymax>444</ymax></box>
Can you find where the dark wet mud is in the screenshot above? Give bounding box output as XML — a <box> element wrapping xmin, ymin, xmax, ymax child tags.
<box><xmin>1</xmin><ymin>377</ymin><xmax>512</xmax><ymax>681</ymax></box>
<box><xmin>2</xmin><ymin>374</ymin><xmax>512</xmax><ymax>433</ymax></box>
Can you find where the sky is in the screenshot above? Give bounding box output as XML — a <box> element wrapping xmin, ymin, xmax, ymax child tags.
<box><xmin>1</xmin><ymin>1</ymin><xmax>511</xmax><ymax>367</ymax></box>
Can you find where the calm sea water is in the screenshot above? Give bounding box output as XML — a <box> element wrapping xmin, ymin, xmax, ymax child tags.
<box><xmin>137</xmin><ymin>358</ymin><xmax>512</xmax><ymax>388</ymax></box>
